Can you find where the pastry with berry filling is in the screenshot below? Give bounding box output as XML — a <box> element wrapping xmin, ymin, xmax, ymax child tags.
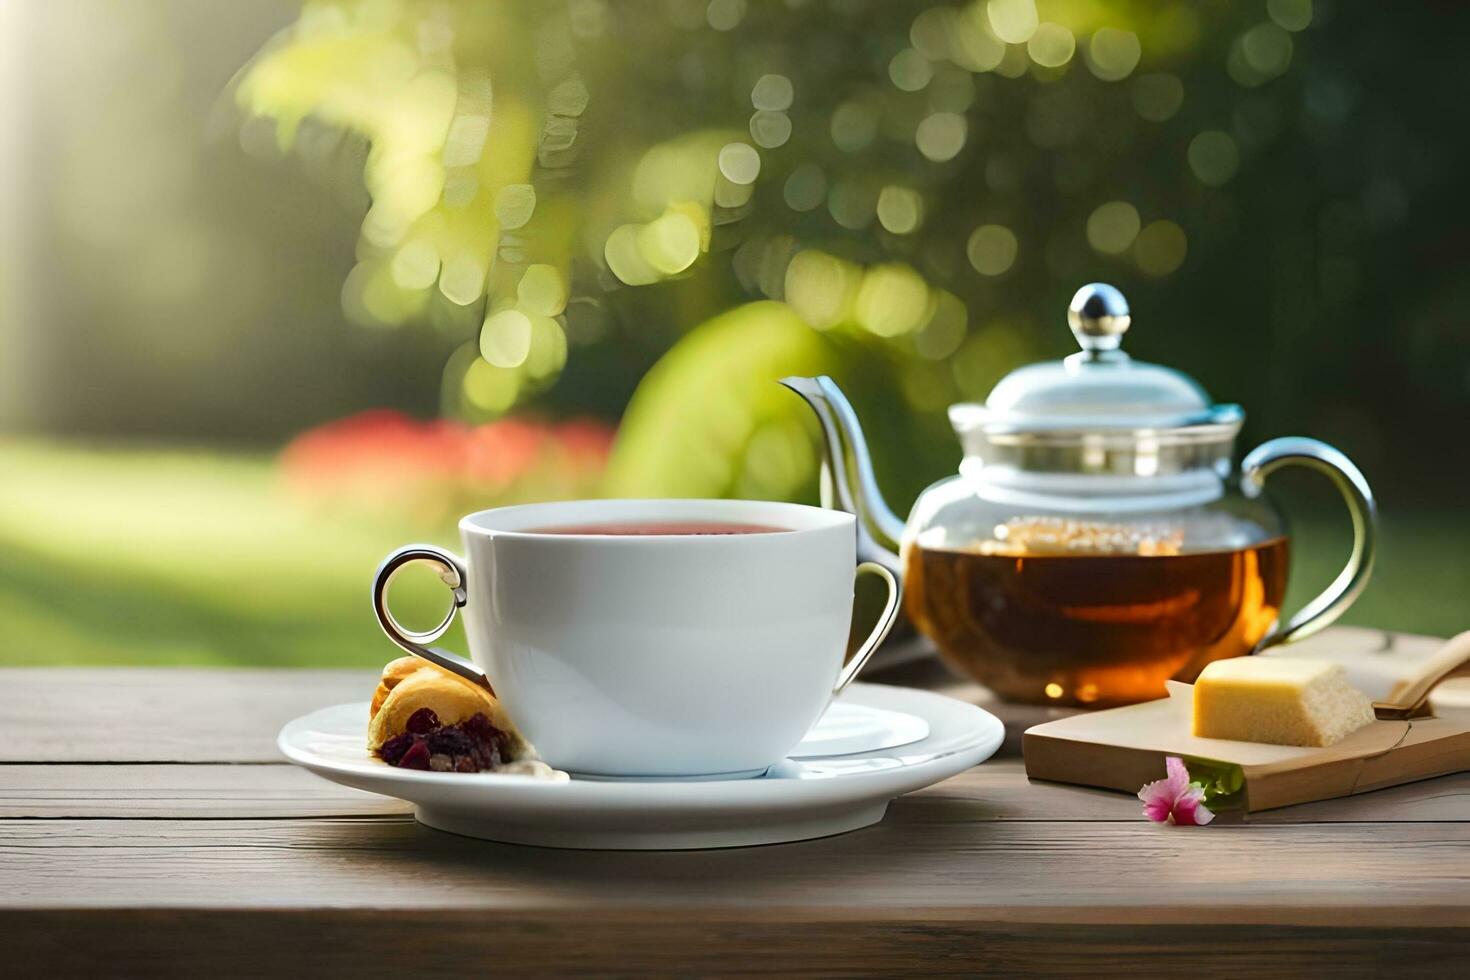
<box><xmin>368</xmin><ymin>657</ymin><xmax>563</xmax><ymax>778</ymax></box>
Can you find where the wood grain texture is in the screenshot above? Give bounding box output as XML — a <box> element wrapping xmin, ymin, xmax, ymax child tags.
<box><xmin>0</xmin><ymin>764</ymin><xmax>409</xmax><ymax>818</ymax></box>
<box><xmin>7</xmin><ymin>760</ymin><xmax>1470</xmax><ymax>822</ymax></box>
<box><xmin>5</xmin><ymin>627</ymin><xmax>1469</xmax><ymax>974</ymax></box>
<box><xmin>5</xmin><ymin>817</ymin><xmax>1469</xmax><ymax>921</ymax></box>
<box><xmin>924</xmin><ymin>760</ymin><xmax>1470</xmax><ymax>824</ymax></box>
<box><xmin>0</xmin><ymin>667</ymin><xmax>377</xmax><ymax>762</ymax></box>
<box><xmin>6</xmin><ymin>909</ymin><xmax>1468</xmax><ymax>978</ymax></box>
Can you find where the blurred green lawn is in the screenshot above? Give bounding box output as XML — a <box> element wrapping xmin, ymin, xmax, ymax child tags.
<box><xmin>0</xmin><ymin>439</ymin><xmax>469</xmax><ymax>667</ymax></box>
<box><xmin>0</xmin><ymin>439</ymin><xmax>1463</xmax><ymax>667</ymax></box>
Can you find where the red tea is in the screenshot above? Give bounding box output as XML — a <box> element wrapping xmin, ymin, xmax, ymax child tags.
<box><xmin>529</xmin><ymin>521</ymin><xmax>789</xmax><ymax>536</ymax></box>
<box><xmin>903</xmin><ymin>537</ymin><xmax>1290</xmax><ymax>706</ymax></box>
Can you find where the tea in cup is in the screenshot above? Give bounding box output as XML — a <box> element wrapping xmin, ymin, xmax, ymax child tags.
<box><xmin>372</xmin><ymin>500</ymin><xmax>898</xmax><ymax>777</ymax></box>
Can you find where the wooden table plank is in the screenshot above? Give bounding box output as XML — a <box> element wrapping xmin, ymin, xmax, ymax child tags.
<box><xmin>0</xmin><ymin>667</ymin><xmax>378</xmax><ymax>762</ymax></box>
<box><xmin>925</xmin><ymin>761</ymin><xmax>1470</xmax><ymax>825</ymax></box>
<box><xmin>4</xmin><ymin>816</ymin><xmax>1469</xmax><ymax>921</ymax></box>
<box><xmin>3</xmin><ymin>625</ymin><xmax>1469</xmax><ymax>975</ymax></box>
<box><xmin>0</xmin><ymin>764</ymin><xmax>409</xmax><ymax>819</ymax></box>
<box><xmin>6</xmin><ymin>908</ymin><xmax>1468</xmax><ymax>978</ymax></box>
<box><xmin>8</xmin><ymin>761</ymin><xmax>1470</xmax><ymax>823</ymax></box>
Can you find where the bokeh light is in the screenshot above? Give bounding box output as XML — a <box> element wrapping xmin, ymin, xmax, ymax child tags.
<box><xmin>951</xmin><ymin>324</ymin><xmax>1034</xmax><ymax>399</ymax></box>
<box><xmin>1267</xmin><ymin>0</ymin><xmax>1313</xmax><ymax>32</ymax></box>
<box><xmin>524</xmin><ymin>315</ymin><xmax>568</xmax><ymax>379</ymax></box>
<box><xmin>877</xmin><ymin>185</ymin><xmax>925</xmax><ymax>235</ymax></box>
<box><xmin>605</xmin><ymin>224</ymin><xmax>660</xmax><ymax>286</ymax></box>
<box><xmin>517</xmin><ymin>265</ymin><xmax>567</xmax><ymax>317</ymax></box>
<box><xmin>717</xmin><ymin>141</ymin><xmax>761</xmax><ymax>184</ymax></box>
<box><xmin>783</xmin><ymin>164</ymin><xmax>827</xmax><ymax>212</ymax></box>
<box><xmin>854</xmin><ymin>264</ymin><xmax>929</xmax><ymax>337</ymax></box>
<box><xmin>750</xmin><ymin>73</ymin><xmax>794</xmax><ymax>111</ymax></box>
<box><xmin>494</xmin><ymin>184</ymin><xmax>537</xmax><ymax>229</ymax></box>
<box><xmin>1243</xmin><ymin>23</ymin><xmax>1293</xmax><ymax>76</ymax></box>
<box><xmin>1086</xmin><ymin>28</ymin><xmax>1142</xmax><ymax>81</ymax></box>
<box><xmin>915</xmin><ymin>112</ymin><xmax>967</xmax><ymax>162</ymax></box>
<box><xmin>910</xmin><ymin>7</ymin><xmax>957</xmax><ymax>60</ymax></box>
<box><xmin>915</xmin><ymin>291</ymin><xmax>968</xmax><ymax>360</ymax></box>
<box><xmin>785</xmin><ymin>250</ymin><xmax>859</xmax><ymax>330</ymax></box>
<box><xmin>706</xmin><ymin>0</ymin><xmax>745</xmax><ymax>33</ymax></box>
<box><xmin>1027</xmin><ymin>23</ymin><xmax>1076</xmax><ymax>69</ymax></box>
<box><xmin>1188</xmin><ymin>130</ymin><xmax>1240</xmax><ymax>186</ymax></box>
<box><xmin>1086</xmin><ymin>201</ymin><xmax>1142</xmax><ymax>256</ymax></box>
<box><xmin>889</xmin><ymin>48</ymin><xmax>935</xmax><ymax>91</ymax></box>
<box><xmin>638</xmin><ymin>210</ymin><xmax>702</xmax><ymax>275</ymax></box>
<box><xmin>987</xmin><ymin>0</ymin><xmax>1039</xmax><ymax>45</ymax></box>
<box><xmin>831</xmin><ymin>101</ymin><xmax>878</xmax><ymax>152</ymax></box>
<box><xmin>463</xmin><ymin>356</ymin><xmax>520</xmax><ymax>413</ymax></box>
<box><xmin>1231</xmin><ymin>22</ymin><xmax>1293</xmax><ymax>86</ymax></box>
<box><xmin>749</xmin><ymin>110</ymin><xmax>793</xmax><ymax>148</ymax></box>
<box><xmin>967</xmin><ymin>224</ymin><xmax>1019</xmax><ymax>276</ymax></box>
<box><xmin>950</xmin><ymin>8</ymin><xmax>1006</xmax><ymax>72</ymax></box>
<box><xmin>1134</xmin><ymin>220</ymin><xmax>1189</xmax><ymax>277</ymax></box>
<box><xmin>390</xmin><ymin>240</ymin><xmax>440</xmax><ymax>291</ymax></box>
<box><xmin>439</xmin><ymin>254</ymin><xmax>487</xmax><ymax>306</ymax></box>
<box><xmin>480</xmin><ymin>308</ymin><xmax>534</xmax><ymax>369</ymax></box>
<box><xmin>828</xmin><ymin>179</ymin><xmax>878</xmax><ymax>230</ymax></box>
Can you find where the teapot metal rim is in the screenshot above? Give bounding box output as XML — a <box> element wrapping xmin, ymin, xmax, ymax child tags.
<box><xmin>951</xmin><ymin>403</ymin><xmax>1246</xmax><ymax>479</ymax></box>
<box><xmin>948</xmin><ymin>402</ymin><xmax>1245</xmax><ymax>443</ymax></box>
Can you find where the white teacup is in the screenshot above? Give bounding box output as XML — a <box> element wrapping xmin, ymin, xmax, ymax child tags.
<box><xmin>372</xmin><ymin>499</ymin><xmax>899</xmax><ymax>778</ymax></box>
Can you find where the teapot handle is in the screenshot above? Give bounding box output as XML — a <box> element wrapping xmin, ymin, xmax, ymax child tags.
<box><xmin>1241</xmin><ymin>437</ymin><xmax>1377</xmax><ymax>651</ymax></box>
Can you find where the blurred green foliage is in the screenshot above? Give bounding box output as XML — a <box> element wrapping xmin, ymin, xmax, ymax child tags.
<box><xmin>222</xmin><ymin>0</ymin><xmax>1470</xmax><ymax>511</ymax></box>
<box><xmin>604</xmin><ymin>301</ymin><xmax>836</xmax><ymax>498</ymax></box>
<box><xmin>5</xmin><ymin>0</ymin><xmax>1470</xmax><ymax>664</ymax></box>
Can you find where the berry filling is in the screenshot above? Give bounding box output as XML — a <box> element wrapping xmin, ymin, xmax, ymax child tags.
<box><xmin>378</xmin><ymin>708</ymin><xmax>511</xmax><ymax>772</ymax></box>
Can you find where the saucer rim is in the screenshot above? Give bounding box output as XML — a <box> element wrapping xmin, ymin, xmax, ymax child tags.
<box><xmin>277</xmin><ymin>683</ymin><xmax>1004</xmax><ymax>848</ymax></box>
<box><xmin>277</xmin><ymin>682</ymin><xmax>1000</xmax><ymax>794</ymax></box>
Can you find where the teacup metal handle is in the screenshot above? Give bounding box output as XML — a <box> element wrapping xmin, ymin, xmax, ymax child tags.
<box><xmin>375</xmin><ymin>547</ymin><xmax>899</xmax><ymax>698</ymax></box>
<box><xmin>1241</xmin><ymin>437</ymin><xmax>1377</xmax><ymax>651</ymax></box>
<box><xmin>371</xmin><ymin>544</ymin><xmax>493</xmax><ymax>691</ymax></box>
<box><xmin>835</xmin><ymin>561</ymin><xmax>902</xmax><ymax>695</ymax></box>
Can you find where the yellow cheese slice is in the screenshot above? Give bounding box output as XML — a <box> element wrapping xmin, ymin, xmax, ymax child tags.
<box><xmin>1193</xmin><ymin>657</ymin><xmax>1376</xmax><ymax>747</ymax></box>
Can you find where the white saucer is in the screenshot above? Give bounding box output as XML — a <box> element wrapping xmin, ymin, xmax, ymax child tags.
<box><xmin>278</xmin><ymin>683</ymin><xmax>1003</xmax><ymax>850</ymax></box>
<box><xmin>791</xmin><ymin>698</ymin><xmax>930</xmax><ymax>758</ymax></box>
<box><xmin>568</xmin><ymin>700</ymin><xmax>931</xmax><ymax>780</ymax></box>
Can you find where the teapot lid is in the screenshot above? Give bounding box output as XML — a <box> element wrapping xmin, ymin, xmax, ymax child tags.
<box><xmin>950</xmin><ymin>283</ymin><xmax>1243</xmax><ymax>437</ymax></box>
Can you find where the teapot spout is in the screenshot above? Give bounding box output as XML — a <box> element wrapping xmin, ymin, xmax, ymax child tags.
<box><xmin>779</xmin><ymin>376</ymin><xmax>906</xmax><ymax>572</ymax></box>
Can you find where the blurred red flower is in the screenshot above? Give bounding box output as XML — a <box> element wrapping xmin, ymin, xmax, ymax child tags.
<box><xmin>281</xmin><ymin>410</ymin><xmax>614</xmax><ymax>518</ymax></box>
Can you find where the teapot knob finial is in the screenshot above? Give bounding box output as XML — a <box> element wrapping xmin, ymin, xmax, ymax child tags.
<box><xmin>1068</xmin><ymin>283</ymin><xmax>1131</xmax><ymax>354</ymax></box>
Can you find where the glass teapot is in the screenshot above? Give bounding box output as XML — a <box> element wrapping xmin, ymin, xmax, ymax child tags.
<box><xmin>782</xmin><ymin>283</ymin><xmax>1376</xmax><ymax>707</ymax></box>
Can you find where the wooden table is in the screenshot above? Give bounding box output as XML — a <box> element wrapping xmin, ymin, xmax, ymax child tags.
<box><xmin>5</xmin><ymin>627</ymin><xmax>1469</xmax><ymax>976</ymax></box>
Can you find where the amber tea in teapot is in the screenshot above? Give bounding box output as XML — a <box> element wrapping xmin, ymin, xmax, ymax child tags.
<box><xmin>784</xmin><ymin>283</ymin><xmax>1377</xmax><ymax>708</ymax></box>
<box><xmin>904</xmin><ymin>518</ymin><xmax>1290</xmax><ymax>706</ymax></box>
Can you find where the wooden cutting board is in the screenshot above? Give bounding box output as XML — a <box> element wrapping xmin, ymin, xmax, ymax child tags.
<box><xmin>1023</xmin><ymin>683</ymin><xmax>1470</xmax><ymax>812</ymax></box>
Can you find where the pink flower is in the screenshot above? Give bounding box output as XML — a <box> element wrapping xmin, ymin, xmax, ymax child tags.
<box><xmin>1138</xmin><ymin>756</ymin><xmax>1215</xmax><ymax>826</ymax></box>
